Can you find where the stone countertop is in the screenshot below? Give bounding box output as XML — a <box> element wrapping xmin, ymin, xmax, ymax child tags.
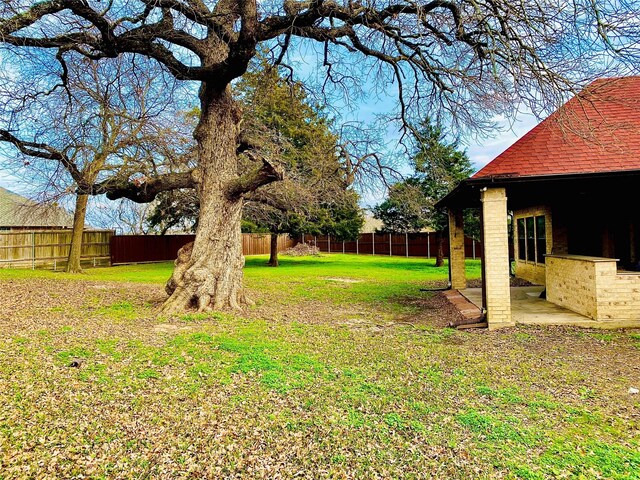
<box><xmin>545</xmin><ymin>254</ymin><xmax>619</xmax><ymax>263</ymax></box>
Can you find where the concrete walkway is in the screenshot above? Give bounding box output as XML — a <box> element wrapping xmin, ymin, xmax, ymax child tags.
<box><xmin>460</xmin><ymin>286</ymin><xmax>604</xmax><ymax>327</ymax></box>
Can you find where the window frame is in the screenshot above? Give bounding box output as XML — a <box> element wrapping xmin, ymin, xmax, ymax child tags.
<box><xmin>515</xmin><ymin>214</ymin><xmax>547</xmax><ymax>265</ymax></box>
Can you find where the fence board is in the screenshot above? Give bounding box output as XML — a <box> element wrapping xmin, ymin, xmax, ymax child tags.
<box><xmin>306</xmin><ymin>232</ymin><xmax>485</xmax><ymax>259</ymax></box>
<box><xmin>0</xmin><ymin>229</ymin><xmax>113</xmax><ymax>270</ymax></box>
<box><xmin>110</xmin><ymin>233</ymin><xmax>297</xmax><ymax>264</ymax></box>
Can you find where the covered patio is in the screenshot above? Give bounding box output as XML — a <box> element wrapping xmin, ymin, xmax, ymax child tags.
<box><xmin>460</xmin><ymin>286</ymin><xmax>619</xmax><ymax>328</ymax></box>
<box><xmin>438</xmin><ymin>77</ymin><xmax>640</xmax><ymax>330</ymax></box>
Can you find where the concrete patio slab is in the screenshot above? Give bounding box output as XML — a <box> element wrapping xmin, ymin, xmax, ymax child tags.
<box><xmin>458</xmin><ymin>286</ymin><xmax>638</xmax><ymax>328</ymax></box>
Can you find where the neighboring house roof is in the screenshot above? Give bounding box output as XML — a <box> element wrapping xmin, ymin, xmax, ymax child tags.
<box><xmin>361</xmin><ymin>213</ymin><xmax>383</xmax><ymax>233</ymax></box>
<box><xmin>361</xmin><ymin>212</ymin><xmax>435</xmax><ymax>234</ymax></box>
<box><xmin>473</xmin><ymin>76</ymin><xmax>640</xmax><ymax>179</ymax></box>
<box><xmin>0</xmin><ymin>187</ymin><xmax>73</xmax><ymax>228</ymax></box>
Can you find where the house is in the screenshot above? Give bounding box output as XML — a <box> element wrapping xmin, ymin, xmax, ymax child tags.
<box><xmin>361</xmin><ymin>211</ymin><xmax>384</xmax><ymax>234</ymax></box>
<box><xmin>0</xmin><ymin>187</ymin><xmax>73</xmax><ymax>230</ymax></box>
<box><xmin>361</xmin><ymin>210</ymin><xmax>435</xmax><ymax>234</ymax></box>
<box><xmin>437</xmin><ymin>77</ymin><xmax>640</xmax><ymax>329</ymax></box>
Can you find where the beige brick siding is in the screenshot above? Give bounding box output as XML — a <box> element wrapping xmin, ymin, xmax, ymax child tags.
<box><xmin>546</xmin><ymin>255</ymin><xmax>640</xmax><ymax>321</ymax></box>
<box><xmin>481</xmin><ymin>188</ymin><xmax>513</xmax><ymax>328</ymax></box>
<box><xmin>513</xmin><ymin>206</ymin><xmax>552</xmax><ymax>286</ymax></box>
<box><xmin>448</xmin><ymin>209</ymin><xmax>466</xmax><ymax>290</ymax></box>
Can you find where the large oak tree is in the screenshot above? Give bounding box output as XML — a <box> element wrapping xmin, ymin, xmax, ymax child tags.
<box><xmin>149</xmin><ymin>58</ymin><xmax>365</xmax><ymax>267</ymax></box>
<box><xmin>1</xmin><ymin>0</ymin><xmax>636</xmax><ymax>312</ymax></box>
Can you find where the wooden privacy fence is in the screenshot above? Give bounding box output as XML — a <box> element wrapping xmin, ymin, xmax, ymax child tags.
<box><xmin>110</xmin><ymin>233</ymin><xmax>297</xmax><ymax>265</ymax></box>
<box><xmin>0</xmin><ymin>229</ymin><xmax>113</xmax><ymax>270</ymax></box>
<box><xmin>303</xmin><ymin>232</ymin><xmax>483</xmax><ymax>259</ymax></box>
<box><xmin>241</xmin><ymin>234</ymin><xmax>296</xmax><ymax>256</ymax></box>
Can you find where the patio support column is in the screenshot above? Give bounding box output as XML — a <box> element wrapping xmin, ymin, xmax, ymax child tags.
<box><xmin>448</xmin><ymin>208</ymin><xmax>466</xmax><ymax>289</ymax></box>
<box><xmin>481</xmin><ymin>187</ymin><xmax>514</xmax><ymax>329</ymax></box>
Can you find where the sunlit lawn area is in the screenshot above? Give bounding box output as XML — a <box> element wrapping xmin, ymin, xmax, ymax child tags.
<box><xmin>0</xmin><ymin>254</ymin><xmax>638</xmax><ymax>478</ymax></box>
<box><xmin>0</xmin><ymin>254</ymin><xmax>481</xmax><ymax>308</ymax></box>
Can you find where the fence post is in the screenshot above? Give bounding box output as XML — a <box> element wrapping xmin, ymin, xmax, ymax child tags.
<box><xmin>314</xmin><ymin>236</ymin><xmax>317</xmax><ymax>248</ymax></box>
<box><xmin>302</xmin><ymin>233</ymin><xmax>305</xmax><ymax>244</ymax></box>
<box><xmin>472</xmin><ymin>239</ymin><xmax>476</xmax><ymax>260</ymax></box>
<box><xmin>427</xmin><ymin>232</ymin><xmax>431</xmax><ymax>258</ymax></box>
<box><xmin>342</xmin><ymin>240</ymin><xmax>345</xmax><ymax>254</ymax></box>
<box><xmin>372</xmin><ymin>232</ymin><xmax>375</xmax><ymax>255</ymax></box>
<box><xmin>389</xmin><ymin>233</ymin><xmax>392</xmax><ymax>256</ymax></box>
<box><xmin>356</xmin><ymin>237</ymin><xmax>359</xmax><ymax>255</ymax></box>
<box><xmin>31</xmin><ymin>232</ymin><xmax>35</xmax><ymax>270</ymax></box>
<box><xmin>405</xmin><ymin>233</ymin><xmax>409</xmax><ymax>258</ymax></box>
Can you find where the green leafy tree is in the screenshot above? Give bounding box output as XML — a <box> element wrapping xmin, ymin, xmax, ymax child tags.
<box><xmin>374</xmin><ymin>119</ymin><xmax>477</xmax><ymax>266</ymax></box>
<box><xmin>373</xmin><ymin>179</ymin><xmax>429</xmax><ymax>234</ymax></box>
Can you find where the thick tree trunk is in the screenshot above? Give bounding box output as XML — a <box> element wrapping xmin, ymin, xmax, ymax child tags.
<box><xmin>268</xmin><ymin>233</ymin><xmax>279</xmax><ymax>267</ymax></box>
<box><xmin>162</xmin><ymin>85</ymin><xmax>250</xmax><ymax>313</ymax></box>
<box><xmin>435</xmin><ymin>230</ymin><xmax>445</xmax><ymax>267</ymax></box>
<box><xmin>65</xmin><ymin>193</ymin><xmax>89</xmax><ymax>273</ymax></box>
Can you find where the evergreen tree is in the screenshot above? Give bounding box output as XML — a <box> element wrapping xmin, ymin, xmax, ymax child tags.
<box><xmin>374</xmin><ymin>119</ymin><xmax>477</xmax><ymax>266</ymax></box>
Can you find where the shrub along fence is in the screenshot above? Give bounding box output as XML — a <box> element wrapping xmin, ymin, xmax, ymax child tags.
<box><xmin>110</xmin><ymin>233</ymin><xmax>296</xmax><ymax>265</ymax></box>
<box><xmin>0</xmin><ymin>229</ymin><xmax>113</xmax><ymax>270</ymax></box>
<box><xmin>302</xmin><ymin>232</ymin><xmax>483</xmax><ymax>259</ymax></box>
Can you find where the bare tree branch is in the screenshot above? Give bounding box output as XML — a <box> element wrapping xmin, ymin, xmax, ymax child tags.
<box><xmin>0</xmin><ymin>128</ymin><xmax>83</xmax><ymax>183</ymax></box>
<box><xmin>226</xmin><ymin>155</ymin><xmax>283</xmax><ymax>200</ymax></box>
<box><xmin>89</xmin><ymin>171</ymin><xmax>197</xmax><ymax>203</ymax></box>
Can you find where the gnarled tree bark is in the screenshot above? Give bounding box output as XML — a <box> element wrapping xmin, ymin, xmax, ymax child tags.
<box><xmin>162</xmin><ymin>85</ymin><xmax>251</xmax><ymax>313</ymax></box>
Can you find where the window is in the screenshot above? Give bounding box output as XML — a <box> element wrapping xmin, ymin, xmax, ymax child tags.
<box><xmin>517</xmin><ymin>219</ymin><xmax>526</xmax><ymax>261</ymax></box>
<box><xmin>536</xmin><ymin>216</ymin><xmax>546</xmax><ymax>263</ymax></box>
<box><xmin>516</xmin><ymin>215</ymin><xmax>546</xmax><ymax>264</ymax></box>
<box><xmin>526</xmin><ymin>217</ymin><xmax>535</xmax><ymax>262</ymax></box>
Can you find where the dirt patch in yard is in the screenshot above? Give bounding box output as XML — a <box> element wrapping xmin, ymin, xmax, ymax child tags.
<box><xmin>324</xmin><ymin>277</ymin><xmax>363</xmax><ymax>283</ymax></box>
<box><xmin>0</xmin><ymin>278</ymin><xmax>163</xmax><ymax>338</ymax></box>
<box><xmin>395</xmin><ymin>291</ymin><xmax>465</xmax><ymax>328</ymax></box>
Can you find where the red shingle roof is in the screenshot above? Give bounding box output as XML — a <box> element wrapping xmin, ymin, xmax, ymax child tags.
<box><xmin>473</xmin><ymin>77</ymin><xmax>640</xmax><ymax>179</ymax></box>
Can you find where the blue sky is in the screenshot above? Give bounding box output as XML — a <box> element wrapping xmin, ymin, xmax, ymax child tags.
<box><xmin>0</xmin><ymin>110</ymin><xmax>539</xmax><ymax>203</ymax></box>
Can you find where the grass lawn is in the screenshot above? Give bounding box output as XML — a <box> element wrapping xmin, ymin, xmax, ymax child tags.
<box><xmin>0</xmin><ymin>254</ymin><xmax>639</xmax><ymax>479</ymax></box>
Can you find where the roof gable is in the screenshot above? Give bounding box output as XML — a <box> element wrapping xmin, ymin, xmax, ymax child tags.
<box><xmin>0</xmin><ymin>187</ymin><xmax>73</xmax><ymax>228</ymax></box>
<box><xmin>473</xmin><ymin>77</ymin><xmax>640</xmax><ymax>179</ymax></box>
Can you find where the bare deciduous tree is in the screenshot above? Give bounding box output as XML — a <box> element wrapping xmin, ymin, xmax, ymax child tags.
<box><xmin>1</xmin><ymin>0</ymin><xmax>637</xmax><ymax>311</ymax></box>
<box><xmin>0</xmin><ymin>53</ymin><xmax>186</xmax><ymax>272</ymax></box>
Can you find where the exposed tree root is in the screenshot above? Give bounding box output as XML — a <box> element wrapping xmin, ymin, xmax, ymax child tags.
<box><xmin>161</xmin><ymin>241</ymin><xmax>253</xmax><ymax>315</ymax></box>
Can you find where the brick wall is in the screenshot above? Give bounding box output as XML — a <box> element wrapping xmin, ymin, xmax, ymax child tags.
<box><xmin>546</xmin><ymin>256</ymin><xmax>599</xmax><ymax>318</ymax></box>
<box><xmin>448</xmin><ymin>210</ymin><xmax>466</xmax><ymax>289</ymax></box>
<box><xmin>546</xmin><ymin>255</ymin><xmax>640</xmax><ymax>321</ymax></box>
<box><xmin>596</xmin><ymin>270</ymin><xmax>640</xmax><ymax>321</ymax></box>
<box><xmin>481</xmin><ymin>188</ymin><xmax>513</xmax><ymax>328</ymax></box>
